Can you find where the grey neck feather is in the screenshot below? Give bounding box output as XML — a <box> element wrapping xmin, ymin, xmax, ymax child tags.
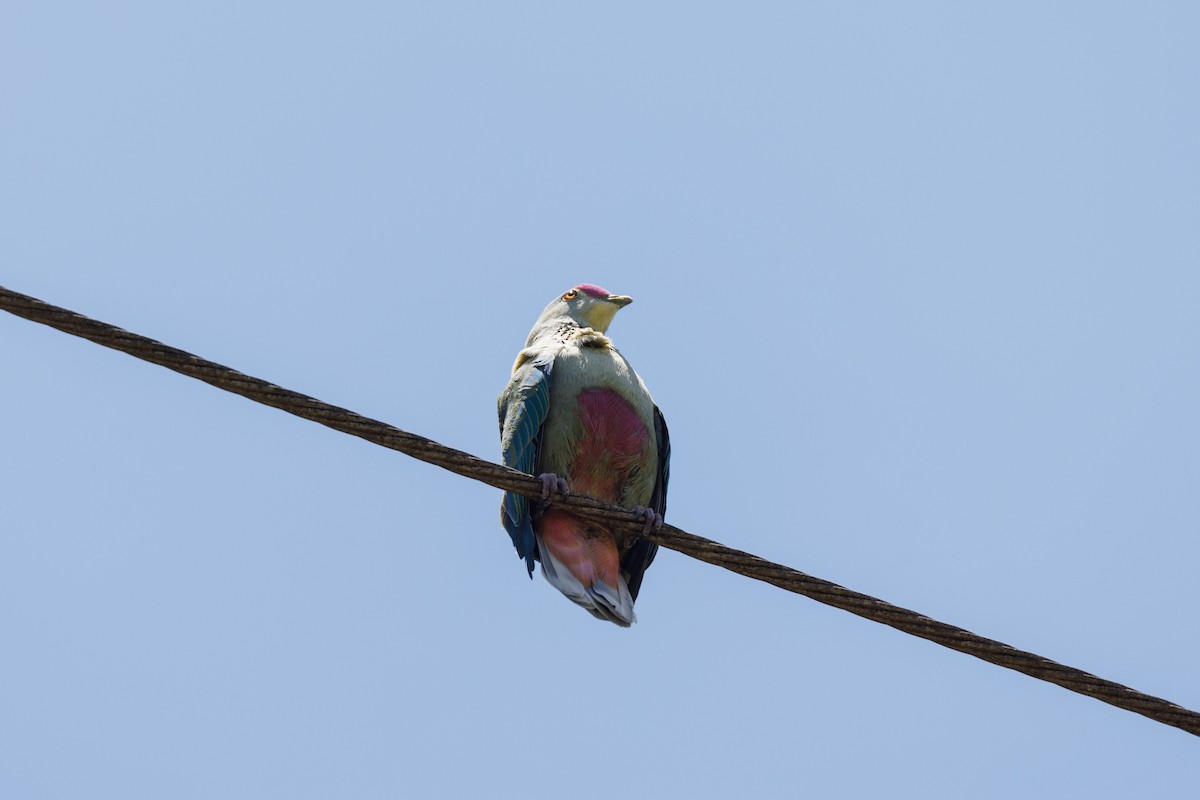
<box><xmin>525</xmin><ymin>315</ymin><xmax>581</xmax><ymax>348</ymax></box>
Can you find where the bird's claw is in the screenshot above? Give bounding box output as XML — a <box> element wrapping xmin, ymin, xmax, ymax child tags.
<box><xmin>632</xmin><ymin>506</ymin><xmax>663</xmax><ymax>537</ymax></box>
<box><xmin>537</xmin><ymin>473</ymin><xmax>570</xmax><ymax>504</ymax></box>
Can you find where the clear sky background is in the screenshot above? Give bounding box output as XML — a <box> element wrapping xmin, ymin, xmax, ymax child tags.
<box><xmin>3</xmin><ymin>3</ymin><xmax>1198</xmax><ymax>797</ymax></box>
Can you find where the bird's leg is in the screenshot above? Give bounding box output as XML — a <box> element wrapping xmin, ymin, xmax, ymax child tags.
<box><xmin>537</xmin><ymin>472</ymin><xmax>570</xmax><ymax>505</ymax></box>
<box><xmin>631</xmin><ymin>506</ymin><xmax>663</xmax><ymax>538</ymax></box>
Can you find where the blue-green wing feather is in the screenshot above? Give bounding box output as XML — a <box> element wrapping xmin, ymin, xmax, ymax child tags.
<box><xmin>497</xmin><ymin>351</ymin><xmax>555</xmax><ymax>575</ymax></box>
<box><xmin>622</xmin><ymin>405</ymin><xmax>669</xmax><ymax>601</ymax></box>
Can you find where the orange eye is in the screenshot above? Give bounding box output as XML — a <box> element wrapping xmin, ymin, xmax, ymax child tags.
<box><xmin>563</xmin><ymin>290</ymin><xmax>578</xmax><ymax>300</ymax></box>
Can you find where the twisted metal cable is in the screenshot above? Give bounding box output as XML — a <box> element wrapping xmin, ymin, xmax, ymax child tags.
<box><xmin>3</xmin><ymin>284</ymin><xmax>1197</xmax><ymax>737</ymax></box>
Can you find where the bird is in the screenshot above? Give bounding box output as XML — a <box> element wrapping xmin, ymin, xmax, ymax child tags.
<box><xmin>498</xmin><ymin>283</ymin><xmax>670</xmax><ymax>626</ymax></box>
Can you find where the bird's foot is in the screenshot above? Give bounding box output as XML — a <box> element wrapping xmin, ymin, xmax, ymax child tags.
<box><xmin>537</xmin><ymin>473</ymin><xmax>570</xmax><ymax>504</ymax></box>
<box><xmin>632</xmin><ymin>506</ymin><xmax>663</xmax><ymax>537</ymax></box>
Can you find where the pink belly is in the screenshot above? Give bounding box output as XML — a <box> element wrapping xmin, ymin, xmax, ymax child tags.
<box><xmin>569</xmin><ymin>387</ymin><xmax>650</xmax><ymax>501</ymax></box>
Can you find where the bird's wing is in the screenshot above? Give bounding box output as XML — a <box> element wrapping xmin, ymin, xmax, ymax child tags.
<box><xmin>497</xmin><ymin>349</ymin><xmax>556</xmax><ymax>575</ymax></box>
<box><xmin>622</xmin><ymin>404</ymin><xmax>669</xmax><ymax>601</ymax></box>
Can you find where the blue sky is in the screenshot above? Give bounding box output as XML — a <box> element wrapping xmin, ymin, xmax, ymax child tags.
<box><xmin>3</xmin><ymin>3</ymin><xmax>1198</xmax><ymax>797</ymax></box>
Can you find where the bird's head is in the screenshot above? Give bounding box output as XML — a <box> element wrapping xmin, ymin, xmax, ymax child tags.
<box><xmin>538</xmin><ymin>283</ymin><xmax>633</xmax><ymax>335</ymax></box>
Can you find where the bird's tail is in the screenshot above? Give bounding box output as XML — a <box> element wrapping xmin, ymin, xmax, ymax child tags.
<box><xmin>535</xmin><ymin>509</ymin><xmax>635</xmax><ymax>626</ymax></box>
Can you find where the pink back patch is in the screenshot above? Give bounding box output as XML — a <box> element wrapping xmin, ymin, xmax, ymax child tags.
<box><xmin>575</xmin><ymin>283</ymin><xmax>611</xmax><ymax>298</ymax></box>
